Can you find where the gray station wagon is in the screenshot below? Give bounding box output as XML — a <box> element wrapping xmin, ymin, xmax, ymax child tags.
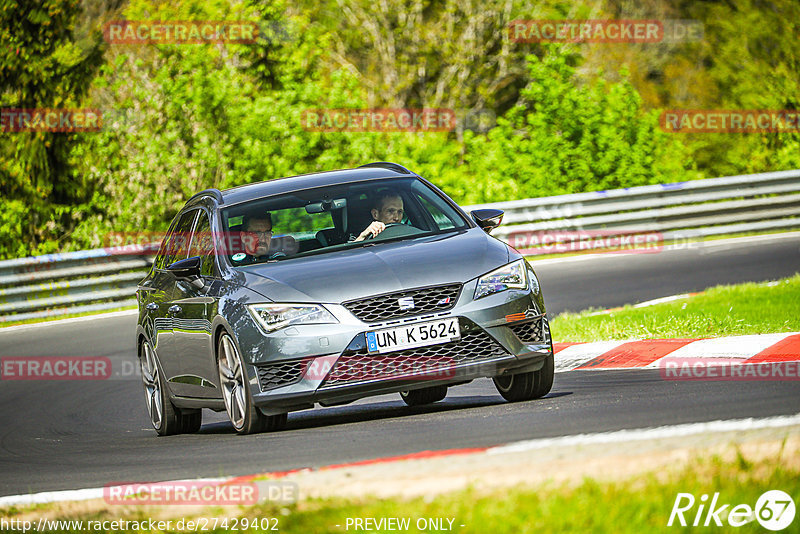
<box><xmin>136</xmin><ymin>162</ymin><xmax>554</xmax><ymax>435</ymax></box>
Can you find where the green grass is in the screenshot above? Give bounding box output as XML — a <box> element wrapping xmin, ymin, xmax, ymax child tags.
<box><xmin>549</xmin><ymin>274</ymin><xmax>800</xmax><ymax>342</ymax></box>
<box><xmin>255</xmin><ymin>456</ymin><xmax>797</xmax><ymax>533</ymax></box>
<box><xmin>5</xmin><ymin>451</ymin><xmax>796</xmax><ymax>533</ymax></box>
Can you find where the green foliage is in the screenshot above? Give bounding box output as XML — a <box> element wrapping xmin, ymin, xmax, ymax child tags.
<box><xmin>402</xmin><ymin>50</ymin><xmax>695</xmax><ymax>204</ymax></box>
<box><xmin>1</xmin><ymin>0</ymin><xmax>797</xmax><ymax>259</ymax></box>
<box><xmin>598</xmin><ymin>0</ymin><xmax>800</xmax><ymax>178</ymax></box>
<box><xmin>0</xmin><ymin>0</ymin><xmax>105</xmax><ymax>258</ymax></box>
<box><xmin>71</xmin><ymin>0</ymin><xmax>362</xmax><ymax>245</ymax></box>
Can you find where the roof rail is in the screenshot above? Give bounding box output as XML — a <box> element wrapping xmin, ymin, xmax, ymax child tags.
<box><xmin>188</xmin><ymin>188</ymin><xmax>224</xmax><ymax>203</ymax></box>
<box><xmin>358</xmin><ymin>162</ymin><xmax>413</xmax><ymax>175</ymax></box>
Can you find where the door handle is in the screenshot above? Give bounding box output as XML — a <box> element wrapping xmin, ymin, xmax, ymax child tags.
<box><xmin>168</xmin><ymin>305</ymin><xmax>182</xmax><ymax>315</ymax></box>
<box><xmin>145</xmin><ymin>303</ymin><xmax>159</xmax><ymax>311</ymax></box>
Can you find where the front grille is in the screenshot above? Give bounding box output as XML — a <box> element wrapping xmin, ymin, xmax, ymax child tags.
<box><xmin>509</xmin><ymin>317</ymin><xmax>548</xmax><ymax>344</ymax></box>
<box><xmin>343</xmin><ymin>283</ymin><xmax>462</xmax><ymax>323</ymax></box>
<box><xmin>321</xmin><ymin>329</ymin><xmax>508</xmax><ymax>388</ymax></box>
<box><xmin>256</xmin><ymin>360</ymin><xmax>306</xmax><ymax>391</ymax></box>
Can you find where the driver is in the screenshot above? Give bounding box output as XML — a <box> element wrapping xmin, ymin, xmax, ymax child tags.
<box><xmin>353</xmin><ymin>190</ymin><xmax>404</xmax><ymax>241</ymax></box>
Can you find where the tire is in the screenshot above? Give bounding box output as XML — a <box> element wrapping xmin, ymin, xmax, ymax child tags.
<box><xmin>179</xmin><ymin>410</ymin><xmax>203</xmax><ymax>433</ymax></box>
<box><xmin>217</xmin><ymin>333</ymin><xmax>287</xmax><ymax>435</ymax></box>
<box><xmin>400</xmin><ymin>385</ymin><xmax>448</xmax><ymax>406</ymax></box>
<box><xmin>140</xmin><ymin>340</ymin><xmax>202</xmax><ymax>436</ymax></box>
<box><xmin>493</xmin><ymin>353</ymin><xmax>554</xmax><ymax>402</ymax></box>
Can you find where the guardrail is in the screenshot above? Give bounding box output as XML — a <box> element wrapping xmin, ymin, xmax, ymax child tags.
<box><xmin>0</xmin><ymin>246</ymin><xmax>156</xmax><ymax>323</ymax></box>
<box><xmin>470</xmin><ymin>169</ymin><xmax>800</xmax><ymax>251</ymax></box>
<box><xmin>1</xmin><ymin>169</ymin><xmax>798</xmax><ymax>323</ymax></box>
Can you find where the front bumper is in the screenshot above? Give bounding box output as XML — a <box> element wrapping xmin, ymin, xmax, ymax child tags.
<box><xmin>240</xmin><ymin>286</ymin><xmax>552</xmax><ymax>415</ymax></box>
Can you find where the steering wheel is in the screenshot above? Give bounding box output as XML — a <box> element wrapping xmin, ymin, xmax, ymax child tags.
<box><xmin>364</xmin><ymin>222</ymin><xmax>402</xmax><ymax>240</ymax></box>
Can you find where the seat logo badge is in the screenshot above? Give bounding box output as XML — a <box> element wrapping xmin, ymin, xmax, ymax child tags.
<box><xmin>397</xmin><ymin>297</ymin><xmax>415</xmax><ymax>310</ymax></box>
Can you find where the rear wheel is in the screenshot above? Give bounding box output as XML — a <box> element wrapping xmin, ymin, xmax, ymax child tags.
<box><xmin>140</xmin><ymin>340</ymin><xmax>201</xmax><ymax>435</ymax></box>
<box><xmin>217</xmin><ymin>333</ymin><xmax>287</xmax><ymax>434</ymax></box>
<box><xmin>400</xmin><ymin>385</ymin><xmax>448</xmax><ymax>406</ymax></box>
<box><xmin>493</xmin><ymin>354</ymin><xmax>554</xmax><ymax>402</ymax></box>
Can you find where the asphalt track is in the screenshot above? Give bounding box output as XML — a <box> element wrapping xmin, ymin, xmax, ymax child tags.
<box><xmin>0</xmin><ymin>233</ymin><xmax>798</xmax><ymax>497</ymax></box>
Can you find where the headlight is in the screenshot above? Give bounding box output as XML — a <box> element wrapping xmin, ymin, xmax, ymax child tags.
<box><xmin>248</xmin><ymin>304</ymin><xmax>338</xmax><ymax>332</ymax></box>
<box><xmin>474</xmin><ymin>259</ymin><xmax>528</xmax><ymax>300</ymax></box>
<box><xmin>527</xmin><ymin>265</ymin><xmax>541</xmax><ymax>295</ymax></box>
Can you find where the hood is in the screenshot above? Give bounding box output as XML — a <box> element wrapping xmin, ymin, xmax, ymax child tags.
<box><xmin>239</xmin><ymin>228</ymin><xmax>510</xmax><ymax>303</ymax></box>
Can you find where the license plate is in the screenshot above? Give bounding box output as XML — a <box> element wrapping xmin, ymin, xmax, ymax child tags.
<box><xmin>365</xmin><ymin>317</ymin><xmax>460</xmax><ymax>354</ymax></box>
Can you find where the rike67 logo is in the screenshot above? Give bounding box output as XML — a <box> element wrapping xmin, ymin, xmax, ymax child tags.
<box><xmin>668</xmin><ymin>490</ymin><xmax>795</xmax><ymax>530</ymax></box>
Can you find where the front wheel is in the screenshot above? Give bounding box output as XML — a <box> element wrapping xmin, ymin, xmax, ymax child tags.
<box><xmin>217</xmin><ymin>333</ymin><xmax>287</xmax><ymax>435</ymax></box>
<box><xmin>400</xmin><ymin>385</ymin><xmax>448</xmax><ymax>406</ymax></box>
<box><xmin>493</xmin><ymin>354</ymin><xmax>554</xmax><ymax>402</ymax></box>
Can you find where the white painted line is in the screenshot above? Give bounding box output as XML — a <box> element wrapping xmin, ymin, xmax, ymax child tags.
<box><xmin>0</xmin><ymin>309</ymin><xmax>138</xmax><ymax>334</ymax></box>
<box><xmin>632</xmin><ymin>294</ymin><xmax>691</xmax><ymax>308</ymax></box>
<box><xmin>0</xmin><ymin>487</ymin><xmax>104</xmax><ymax>507</ymax></box>
<box><xmin>0</xmin><ymin>477</ymin><xmax>228</xmax><ymax>507</ymax></box>
<box><xmin>555</xmin><ymin>341</ymin><xmax>627</xmax><ymax>372</ymax></box>
<box><xmin>487</xmin><ymin>413</ymin><xmax>800</xmax><ymax>455</ymax></box>
<box><xmin>696</xmin><ymin>231</ymin><xmax>800</xmax><ymax>249</ymax></box>
<box><xmin>586</xmin><ymin>293</ymin><xmax>692</xmax><ymax>316</ymax></box>
<box><xmin>650</xmin><ymin>333</ymin><xmax>794</xmax><ymax>363</ymax></box>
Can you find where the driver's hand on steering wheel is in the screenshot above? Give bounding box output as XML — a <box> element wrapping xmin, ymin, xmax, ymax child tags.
<box><xmin>355</xmin><ymin>221</ymin><xmax>386</xmax><ymax>241</ymax></box>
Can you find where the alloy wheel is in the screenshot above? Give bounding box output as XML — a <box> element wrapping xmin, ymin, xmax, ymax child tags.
<box><xmin>218</xmin><ymin>334</ymin><xmax>247</xmax><ymax>431</ymax></box>
<box><xmin>140</xmin><ymin>341</ymin><xmax>163</xmax><ymax>430</ymax></box>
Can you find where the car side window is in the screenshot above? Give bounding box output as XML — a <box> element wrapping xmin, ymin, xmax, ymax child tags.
<box><xmin>415</xmin><ymin>194</ymin><xmax>455</xmax><ymax>230</ymax></box>
<box><xmin>189</xmin><ymin>212</ymin><xmax>216</xmax><ymax>277</ymax></box>
<box><xmin>160</xmin><ymin>210</ymin><xmax>198</xmax><ymax>269</ymax></box>
<box><xmin>410</xmin><ymin>181</ymin><xmax>465</xmax><ymax>231</ymax></box>
<box><xmin>153</xmin><ymin>219</ymin><xmax>178</xmax><ymax>271</ymax></box>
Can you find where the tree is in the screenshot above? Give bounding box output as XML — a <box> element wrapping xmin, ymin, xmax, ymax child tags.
<box><xmin>0</xmin><ymin>0</ymin><xmax>105</xmax><ymax>257</ymax></box>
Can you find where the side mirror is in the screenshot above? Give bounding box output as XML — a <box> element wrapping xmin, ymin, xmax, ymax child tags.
<box><xmin>470</xmin><ymin>208</ymin><xmax>504</xmax><ymax>233</ymax></box>
<box><xmin>167</xmin><ymin>256</ymin><xmax>204</xmax><ymax>287</ymax></box>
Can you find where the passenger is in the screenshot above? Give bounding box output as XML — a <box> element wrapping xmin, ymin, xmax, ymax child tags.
<box><xmin>233</xmin><ymin>212</ymin><xmax>297</xmax><ymax>262</ymax></box>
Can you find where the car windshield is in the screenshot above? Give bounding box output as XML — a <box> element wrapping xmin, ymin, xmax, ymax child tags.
<box><xmin>220</xmin><ymin>177</ymin><xmax>469</xmax><ymax>266</ymax></box>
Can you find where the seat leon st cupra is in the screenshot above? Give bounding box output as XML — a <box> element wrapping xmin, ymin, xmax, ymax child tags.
<box><xmin>136</xmin><ymin>162</ymin><xmax>554</xmax><ymax>435</ymax></box>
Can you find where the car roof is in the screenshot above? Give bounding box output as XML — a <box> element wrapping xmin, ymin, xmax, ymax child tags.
<box><xmin>198</xmin><ymin>166</ymin><xmax>415</xmax><ymax>207</ymax></box>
